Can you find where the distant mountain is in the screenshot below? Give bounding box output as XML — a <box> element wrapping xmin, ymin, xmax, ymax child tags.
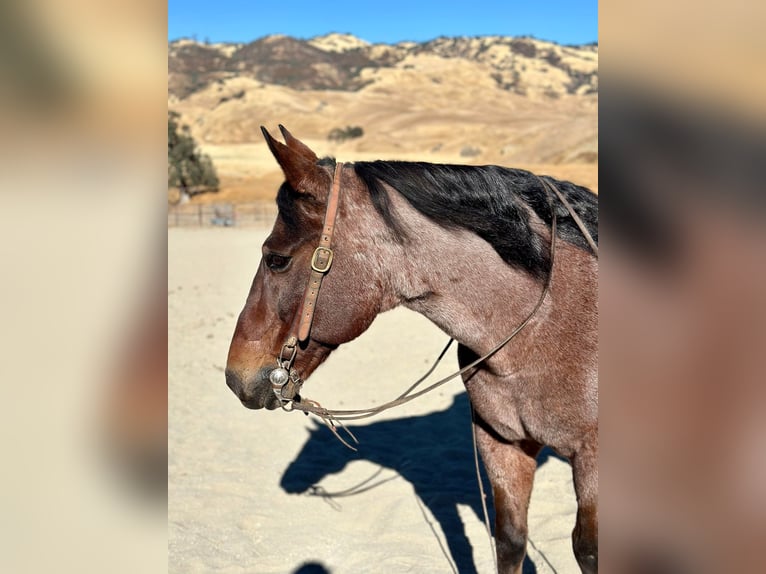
<box><xmin>168</xmin><ymin>33</ymin><xmax>597</xmax><ymax>174</ymax></box>
<box><xmin>169</xmin><ymin>33</ymin><xmax>597</xmax><ymax>100</ymax></box>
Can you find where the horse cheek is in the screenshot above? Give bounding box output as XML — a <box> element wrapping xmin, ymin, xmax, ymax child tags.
<box><xmin>317</xmin><ymin>273</ymin><xmax>381</xmax><ymax>345</ymax></box>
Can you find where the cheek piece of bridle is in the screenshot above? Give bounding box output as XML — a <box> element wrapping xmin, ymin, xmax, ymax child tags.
<box><xmin>267</xmin><ymin>162</ymin><xmax>598</xmax><ymax>450</ymax></box>
<box><xmin>268</xmin><ymin>162</ymin><xmax>345</xmax><ymax>407</ymax></box>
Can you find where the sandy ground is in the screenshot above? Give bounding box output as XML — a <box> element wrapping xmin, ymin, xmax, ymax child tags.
<box><xmin>169</xmin><ymin>227</ymin><xmax>580</xmax><ymax>574</ymax></box>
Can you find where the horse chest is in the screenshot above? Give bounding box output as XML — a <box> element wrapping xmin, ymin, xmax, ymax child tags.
<box><xmin>466</xmin><ymin>370</ymin><xmax>583</xmax><ymax>451</ymax></box>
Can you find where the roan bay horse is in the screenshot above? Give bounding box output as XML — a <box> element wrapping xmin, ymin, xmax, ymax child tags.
<box><xmin>225</xmin><ymin>126</ymin><xmax>598</xmax><ymax>573</ymax></box>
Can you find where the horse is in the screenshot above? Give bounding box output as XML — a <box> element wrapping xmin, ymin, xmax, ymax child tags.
<box><xmin>225</xmin><ymin>126</ymin><xmax>598</xmax><ymax>574</ymax></box>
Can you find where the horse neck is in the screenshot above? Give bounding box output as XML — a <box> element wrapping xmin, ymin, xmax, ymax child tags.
<box><xmin>385</xmin><ymin>191</ymin><xmax>597</xmax><ymax>362</ymax></box>
<box><xmin>400</xmin><ymin>226</ymin><xmax>542</xmax><ymax>351</ymax></box>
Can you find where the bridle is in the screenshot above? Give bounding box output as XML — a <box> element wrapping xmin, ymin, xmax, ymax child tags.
<box><xmin>268</xmin><ymin>162</ymin><xmax>345</xmax><ymax>405</ymax></box>
<box><xmin>267</xmin><ymin>161</ymin><xmax>597</xmax><ymax>448</ymax></box>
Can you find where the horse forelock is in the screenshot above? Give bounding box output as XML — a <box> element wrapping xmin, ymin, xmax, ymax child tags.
<box><xmin>352</xmin><ymin>161</ymin><xmax>597</xmax><ymax>280</ymax></box>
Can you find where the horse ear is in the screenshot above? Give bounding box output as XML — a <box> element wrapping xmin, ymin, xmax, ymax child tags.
<box><xmin>278</xmin><ymin>124</ymin><xmax>317</xmax><ymax>159</ymax></box>
<box><xmin>261</xmin><ymin>125</ymin><xmax>329</xmax><ymax>197</ymax></box>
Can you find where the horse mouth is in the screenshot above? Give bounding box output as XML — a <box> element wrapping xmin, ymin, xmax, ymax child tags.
<box><xmin>225</xmin><ymin>368</ymin><xmax>281</xmax><ymax>410</ymax></box>
<box><xmin>239</xmin><ymin>376</ymin><xmax>282</xmax><ymax>410</ymax></box>
<box><xmin>241</xmin><ymin>391</ymin><xmax>281</xmax><ymax>410</ymax></box>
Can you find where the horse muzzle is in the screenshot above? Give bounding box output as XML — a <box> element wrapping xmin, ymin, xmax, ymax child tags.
<box><xmin>225</xmin><ymin>368</ymin><xmax>282</xmax><ymax>410</ymax></box>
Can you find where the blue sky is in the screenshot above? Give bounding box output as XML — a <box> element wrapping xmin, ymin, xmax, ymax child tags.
<box><xmin>168</xmin><ymin>1</ymin><xmax>598</xmax><ymax>46</ymax></box>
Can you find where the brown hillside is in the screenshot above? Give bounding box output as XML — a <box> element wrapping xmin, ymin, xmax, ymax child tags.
<box><xmin>169</xmin><ymin>34</ymin><xmax>598</xmax><ymax>204</ymax></box>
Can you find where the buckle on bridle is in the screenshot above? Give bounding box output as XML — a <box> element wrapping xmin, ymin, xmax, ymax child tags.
<box><xmin>311</xmin><ymin>247</ymin><xmax>334</xmax><ymax>273</ymax></box>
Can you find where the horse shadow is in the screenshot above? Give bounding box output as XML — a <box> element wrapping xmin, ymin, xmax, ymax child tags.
<box><xmin>281</xmin><ymin>392</ymin><xmax>566</xmax><ymax>574</ymax></box>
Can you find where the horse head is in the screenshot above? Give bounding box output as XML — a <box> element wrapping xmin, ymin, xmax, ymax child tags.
<box><xmin>225</xmin><ymin>126</ymin><xmax>399</xmax><ymax>409</ymax></box>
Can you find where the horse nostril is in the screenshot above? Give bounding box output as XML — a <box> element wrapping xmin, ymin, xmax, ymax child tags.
<box><xmin>225</xmin><ymin>370</ymin><xmax>242</xmax><ymax>396</ymax></box>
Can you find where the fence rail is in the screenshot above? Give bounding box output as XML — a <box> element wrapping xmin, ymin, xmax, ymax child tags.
<box><xmin>168</xmin><ymin>201</ymin><xmax>277</xmax><ymax>227</ymax></box>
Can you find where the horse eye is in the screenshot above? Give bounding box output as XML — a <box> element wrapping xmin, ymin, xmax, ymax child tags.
<box><xmin>264</xmin><ymin>253</ymin><xmax>291</xmax><ymax>272</ymax></box>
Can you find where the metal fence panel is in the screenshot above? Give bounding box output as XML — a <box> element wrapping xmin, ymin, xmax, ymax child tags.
<box><xmin>168</xmin><ymin>202</ymin><xmax>278</xmax><ymax>227</ymax></box>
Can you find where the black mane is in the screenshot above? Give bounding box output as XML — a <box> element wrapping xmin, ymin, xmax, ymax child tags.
<box><xmin>353</xmin><ymin>161</ymin><xmax>598</xmax><ymax>279</ymax></box>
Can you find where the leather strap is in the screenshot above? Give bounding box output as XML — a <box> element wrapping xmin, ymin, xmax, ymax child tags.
<box><xmin>294</xmin><ymin>162</ymin><xmax>344</xmax><ymax>342</ymax></box>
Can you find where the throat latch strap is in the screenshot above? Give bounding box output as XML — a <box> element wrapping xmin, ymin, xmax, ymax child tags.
<box><xmin>295</xmin><ymin>162</ymin><xmax>344</xmax><ymax>342</ymax></box>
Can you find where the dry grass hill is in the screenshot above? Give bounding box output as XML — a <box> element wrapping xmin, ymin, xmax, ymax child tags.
<box><xmin>169</xmin><ymin>33</ymin><xmax>597</xmax><ymax>203</ymax></box>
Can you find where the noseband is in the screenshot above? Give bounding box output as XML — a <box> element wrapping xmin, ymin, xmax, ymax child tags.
<box><xmin>269</xmin><ymin>162</ymin><xmax>345</xmax><ymax>407</ymax></box>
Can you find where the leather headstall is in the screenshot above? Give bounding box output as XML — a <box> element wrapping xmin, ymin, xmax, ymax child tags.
<box><xmin>269</xmin><ymin>162</ymin><xmax>344</xmax><ymax>406</ymax></box>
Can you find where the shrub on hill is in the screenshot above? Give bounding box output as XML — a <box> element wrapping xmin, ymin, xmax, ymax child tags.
<box><xmin>328</xmin><ymin>125</ymin><xmax>364</xmax><ymax>142</ymax></box>
<box><xmin>168</xmin><ymin>111</ymin><xmax>219</xmax><ymax>202</ymax></box>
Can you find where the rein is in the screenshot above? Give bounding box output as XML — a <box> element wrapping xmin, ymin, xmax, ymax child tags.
<box><xmin>267</xmin><ymin>163</ymin><xmax>601</xmax><ymax>449</ymax></box>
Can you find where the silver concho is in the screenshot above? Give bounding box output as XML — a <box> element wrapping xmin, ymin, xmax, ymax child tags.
<box><xmin>269</xmin><ymin>367</ymin><xmax>290</xmax><ymax>388</ymax></box>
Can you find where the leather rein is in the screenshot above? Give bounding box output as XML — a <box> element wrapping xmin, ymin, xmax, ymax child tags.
<box><xmin>268</xmin><ymin>161</ymin><xmax>597</xmax><ymax>449</ymax></box>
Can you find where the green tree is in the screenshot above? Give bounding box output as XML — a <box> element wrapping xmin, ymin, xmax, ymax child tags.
<box><xmin>327</xmin><ymin>125</ymin><xmax>364</xmax><ymax>143</ymax></box>
<box><xmin>168</xmin><ymin>111</ymin><xmax>219</xmax><ymax>201</ymax></box>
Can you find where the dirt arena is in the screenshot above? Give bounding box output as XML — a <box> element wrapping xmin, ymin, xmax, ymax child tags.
<box><xmin>169</xmin><ymin>226</ymin><xmax>580</xmax><ymax>573</ymax></box>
